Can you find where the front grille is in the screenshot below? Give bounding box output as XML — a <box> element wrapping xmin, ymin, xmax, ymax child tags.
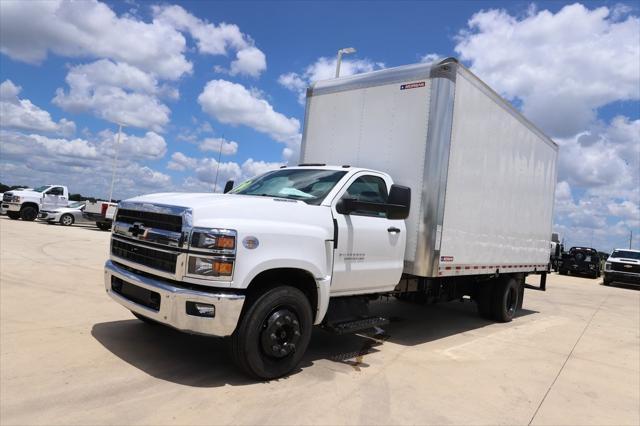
<box><xmin>111</xmin><ymin>276</ymin><xmax>161</xmax><ymax>311</ymax></box>
<box><xmin>611</xmin><ymin>262</ymin><xmax>640</xmax><ymax>274</ymax></box>
<box><xmin>116</xmin><ymin>208</ymin><xmax>182</xmax><ymax>232</ymax></box>
<box><xmin>3</xmin><ymin>193</ymin><xmax>12</xmax><ymax>202</ymax></box>
<box><xmin>111</xmin><ymin>239</ymin><xmax>178</xmax><ymax>273</ymax></box>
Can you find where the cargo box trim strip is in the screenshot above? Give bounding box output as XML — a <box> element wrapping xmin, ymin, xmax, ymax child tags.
<box><xmin>437</xmin><ymin>263</ymin><xmax>548</xmax><ymax>276</ymax></box>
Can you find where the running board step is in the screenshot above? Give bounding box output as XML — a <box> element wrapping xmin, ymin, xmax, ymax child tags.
<box><xmin>325</xmin><ymin>317</ymin><xmax>389</xmax><ymax>335</ymax></box>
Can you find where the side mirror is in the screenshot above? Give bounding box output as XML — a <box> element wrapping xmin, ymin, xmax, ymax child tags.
<box><xmin>386</xmin><ymin>185</ymin><xmax>411</xmax><ymax>220</ymax></box>
<box><xmin>223</xmin><ymin>180</ymin><xmax>235</xmax><ymax>194</ymax></box>
<box><xmin>336</xmin><ymin>197</ymin><xmax>358</xmax><ymax>215</ymax></box>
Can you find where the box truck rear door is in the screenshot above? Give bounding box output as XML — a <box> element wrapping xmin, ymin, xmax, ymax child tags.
<box><xmin>330</xmin><ymin>174</ymin><xmax>406</xmax><ymax>295</ymax></box>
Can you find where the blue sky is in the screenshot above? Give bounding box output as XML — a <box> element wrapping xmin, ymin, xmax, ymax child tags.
<box><xmin>0</xmin><ymin>0</ymin><xmax>638</xmax><ymax>252</ymax></box>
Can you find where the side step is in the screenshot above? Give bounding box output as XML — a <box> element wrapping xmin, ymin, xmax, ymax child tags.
<box><xmin>325</xmin><ymin>317</ymin><xmax>389</xmax><ymax>335</ymax></box>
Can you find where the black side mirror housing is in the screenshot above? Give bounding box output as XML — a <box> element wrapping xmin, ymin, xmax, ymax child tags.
<box><xmin>386</xmin><ymin>184</ymin><xmax>411</xmax><ymax>220</ymax></box>
<box><xmin>223</xmin><ymin>180</ymin><xmax>235</xmax><ymax>194</ymax></box>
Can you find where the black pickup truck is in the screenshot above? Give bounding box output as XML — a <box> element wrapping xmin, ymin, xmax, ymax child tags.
<box><xmin>559</xmin><ymin>247</ymin><xmax>600</xmax><ymax>278</ymax></box>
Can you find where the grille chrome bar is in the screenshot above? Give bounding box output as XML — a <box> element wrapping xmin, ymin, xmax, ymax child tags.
<box><xmin>111</xmin><ymin>239</ymin><xmax>178</xmax><ymax>274</ymax></box>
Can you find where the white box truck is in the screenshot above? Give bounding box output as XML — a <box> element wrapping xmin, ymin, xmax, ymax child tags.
<box><xmin>103</xmin><ymin>58</ymin><xmax>558</xmax><ymax>379</ymax></box>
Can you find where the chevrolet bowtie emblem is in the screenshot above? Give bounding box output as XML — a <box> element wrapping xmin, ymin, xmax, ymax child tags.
<box><xmin>128</xmin><ymin>222</ymin><xmax>146</xmax><ymax>238</ymax></box>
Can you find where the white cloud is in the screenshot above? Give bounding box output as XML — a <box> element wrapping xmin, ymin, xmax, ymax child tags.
<box><xmin>278</xmin><ymin>56</ymin><xmax>385</xmax><ymax>104</ymax></box>
<box><xmin>198</xmin><ymin>79</ymin><xmax>300</xmax><ymax>159</ymax></box>
<box><xmin>229</xmin><ymin>47</ymin><xmax>267</xmax><ymax>78</ymax></box>
<box><xmin>419</xmin><ymin>53</ymin><xmax>442</xmax><ymax>65</ymax></box>
<box><xmin>53</xmin><ymin>60</ymin><xmax>171</xmax><ymax>132</ymax></box>
<box><xmin>454</xmin><ymin>3</ymin><xmax>640</xmax><ymax>138</ymax></box>
<box><xmin>96</xmin><ymin>129</ymin><xmax>167</xmax><ymax>160</ymax></box>
<box><xmin>168</xmin><ymin>152</ymin><xmax>281</xmax><ymax>191</ymax></box>
<box><xmin>153</xmin><ymin>4</ymin><xmax>266</xmax><ymax>77</ymax></box>
<box><xmin>0</xmin><ymin>0</ymin><xmax>192</xmax><ymax>80</ymax></box>
<box><xmin>0</xmin><ymin>79</ymin><xmax>75</xmax><ymax>136</ymax></box>
<box><xmin>0</xmin><ymin>128</ymin><xmax>171</xmax><ymax>199</ymax></box>
<box><xmin>199</xmin><ymin>137</ymin><xmax>239</xmax><ymax>155</ymax></box>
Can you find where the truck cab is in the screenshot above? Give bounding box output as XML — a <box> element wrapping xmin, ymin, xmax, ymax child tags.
<box><xmin>105</xmin><ymin>166</ymin><xmax>410</xmax><ymax>378</ymax></box>
<box><xmin>2</xmin><ymin>185</ymin><xmax>69</xmax><ymax>221</ymax></box>
<box><xmin>604</xmin><ymin>249</ymin><xmax>640</xmax><ymax>286</ymax></box>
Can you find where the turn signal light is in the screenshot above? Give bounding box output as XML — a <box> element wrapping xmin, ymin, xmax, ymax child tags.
<box><xmin>216</xmin><ymin>236</ymin><xmax>235</xmax><ymax>249</ymax></box>
<box><xmin>213</xmin><ymin>260</ymin><xmax>233</xmax><ymax>276</ymax></box>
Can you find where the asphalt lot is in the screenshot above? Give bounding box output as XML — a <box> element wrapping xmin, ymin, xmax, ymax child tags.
<box><xmin>1</xmin><ymin>216</ymin><xmax>639</xmax><ymax>425</ymax></box>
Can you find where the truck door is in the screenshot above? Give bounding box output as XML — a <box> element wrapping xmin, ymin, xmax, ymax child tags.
<box><xmin>43</xmin><ymin>187</ymin><xmax>66</xmax><ymax>210</ymax></box>
<box><xmin>330</xmin><ymin>173</ymin><xmax>406</xmax><ymax>295</ymax></box>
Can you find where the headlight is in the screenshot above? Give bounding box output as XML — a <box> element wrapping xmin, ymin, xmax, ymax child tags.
<box><xmin>11</xmin><ymin>196</ymin><xmax>20</xmax><ymax>203</ymax></box>
<box><xmin>190</xmin><ymin>228</ymin><xmax>236</xmax><ymax>252</ymax></box>
<box><xmin>605</xmin><ymin>262</ymin><xmax>612</xmax><ymax>271</ymax></box>
<box><xmin>187</xmin><ymin>256</ymin><xmax>234</xmax><ymax>279</ymax></box>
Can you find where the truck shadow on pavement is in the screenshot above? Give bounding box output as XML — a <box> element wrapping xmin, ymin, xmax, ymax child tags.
<box><xmin>91</xmin><ymin>299</ymin><xmax>537</xmax><ymax>387</ymax></box>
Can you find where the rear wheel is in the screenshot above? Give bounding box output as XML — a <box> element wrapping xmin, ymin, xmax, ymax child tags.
<box><xmin>230</xmin><ymin>286</ymin><xmax>312</xmax><ymax>380</ymax></box>
<box><xmin>7</xmin><ymin>211</ymin><xmax>20</xmax><ymax>220</ymax></box>
<box><xmin>60</xmin><ymin>213</ymin><xmax>74</xmax><ymax>226</ymax></box>
<box><xmin>20</xmin><ymin>205</ymin><xmax>38</xmax><ymax>221</ymax></box>
<box><xmin>491</xmin><ymin>277</ymin><xmax>519</xmax><ymax>323</ymax></box>
<box><xmin>559</xmin><ymin>269</ymin><xmax>567</xmax><ymax>275</ymax></box>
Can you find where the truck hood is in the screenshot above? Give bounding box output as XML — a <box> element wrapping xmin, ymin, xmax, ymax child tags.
<box><xmin>123</xmin><ymin>192</ymin><xmax>332</xmax><ymax>228</ymax></box>
<box><xmin>609</xmin><ymin>257</ymin><xmax>640</xmax><ymax>264</ymax></box>
<box><xmin>4</xmin><ymin>190</ymin><xmax>41</xmax><ymax>199</ymax></box>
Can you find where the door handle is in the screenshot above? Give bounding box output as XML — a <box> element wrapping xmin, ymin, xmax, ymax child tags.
<box><xmin>387</xmin><ymin>227</ymin><xmax>401</xmax><ymax>234</ymax></box>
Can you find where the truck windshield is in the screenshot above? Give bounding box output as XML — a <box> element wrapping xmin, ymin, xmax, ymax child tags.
<box><xmin>230</xmin><ymin>169</ymin><xmax>347</xmax><ymax>205</ymax></box>
<box><xmin>33</xmin><ymin>185</ymin><xmax>51</xmax><ymax>192</ymax></box>
<box><xmin>611</xmin><ymin>250</ymin><xmax>640</xmax><ymax>260</ymax></box>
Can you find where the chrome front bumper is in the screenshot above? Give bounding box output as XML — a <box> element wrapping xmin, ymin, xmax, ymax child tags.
<box><xmin>104</xmin><ymin>260</ymin><xmax>245</xmax><ymax>336</ymax></box>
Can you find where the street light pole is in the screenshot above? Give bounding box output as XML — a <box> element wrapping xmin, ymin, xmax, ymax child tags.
<box><xmin>335</xmin><ymin>47</ymin><xmax>356</xmax><ymax>78</ymax></box>
<box><xmin>108</xmin><ymin>123</ymin><xmax>124</xmax><ymax>203</ymax></box>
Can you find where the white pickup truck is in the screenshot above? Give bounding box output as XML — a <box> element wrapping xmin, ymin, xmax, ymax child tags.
<box><xmin>104</xmin><ymin>58</ymin><xmax>557</xmax><ymax>379</ymax></box>
<box><xmin>2</xmin><ymin>185</ymin><xmax>69</xmax><ymax>221</ymax></box>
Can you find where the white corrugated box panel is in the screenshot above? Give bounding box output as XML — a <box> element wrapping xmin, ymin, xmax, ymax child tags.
<box><xmin>437</xmin><ymin>68</ymin><xmax>558</xmax><ymax>270</ymax></box>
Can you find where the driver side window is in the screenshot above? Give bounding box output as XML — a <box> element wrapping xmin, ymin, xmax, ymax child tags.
<box><xmin>344</xmin><ymin>175</ymin><xmax>388</xmax><ymax>217</ymax></box>
<box><xmin>47</xmin><ymin>187</ymin><xmax>64</xmax><ymax>196</ymax></box>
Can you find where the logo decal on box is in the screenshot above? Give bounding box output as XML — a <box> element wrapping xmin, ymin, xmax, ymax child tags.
<box><xmin>441</xmin><ymin>256</ymin><xmax>454</xmax><ymax>262</ymax></box>
<box><xmin>400</xmin><ymin>81</ymin><xmax>425</xmax><ymax>90</ymax></box>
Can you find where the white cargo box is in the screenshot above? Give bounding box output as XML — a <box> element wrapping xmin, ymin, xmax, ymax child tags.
<box><xmin>301</xmin><ymin>58</ymin><xmax>558</xmax><ymax>278</ymax></box>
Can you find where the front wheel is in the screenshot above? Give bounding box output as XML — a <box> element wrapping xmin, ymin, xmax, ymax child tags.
<box><xmin>60</xmin><ymin>213</ymin><xmax>74</xmax><ymax>226</ymax></box>
<box><xmin>230</xmin><ymin>286</ymin><xmax>312</xmax><ymax>380</ymax></box>
<box><xmin>7</xmin><ymin>211</ymin><xmax>20</xmax><ymax>220</ymax></box>
<box><xmin>96</xmin><ymin>222</ymin><xmax>111</xmax><ymax>231</ymax></box>
<box><xmin>20</xmin><ymin>206</ymin><xmax>38</xmax><ymax>221</ymax></box>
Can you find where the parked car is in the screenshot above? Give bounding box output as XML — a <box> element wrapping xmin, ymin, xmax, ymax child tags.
<box><xmin>559</xmin><ymin>247</ymin><xmax>600</xmax><ymax>278</ymax></box>
<box><xmin>603</xmin><ymin>249</ymin><xmax>640</xmax><ymax>286</ymax></box>
<box><xmin>38</xmin><ymin>201</ymin><xmax>90</xmax><ymax>226</ymax></box>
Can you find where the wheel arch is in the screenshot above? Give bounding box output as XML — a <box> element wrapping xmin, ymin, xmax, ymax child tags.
<box><xmin>245</xmin><ymin>267</ymin><xmax>320</xmax><ymax>323</ymax></box>
<box><xmin>20</xmin><ymin>202</ymin><xmax>39</xmax><ymax>212</ymax></box>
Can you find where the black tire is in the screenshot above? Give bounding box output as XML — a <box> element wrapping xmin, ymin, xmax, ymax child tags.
<box><xmin>20</xmin><ymin>205</ymin><xmax>38</xmax><ymax>221</ymax></box>
<box><xmin>60</xmin><ymin>213</ymin><xmax>74</xmax><ymax>226</ymax></box>
<box><xmin>559</xmin><ymin>269</ymin><xmax>567</xmax><ymax>275</ymax></box>
<box><xmin>230</xmin><ymin>286</ymin><xmax>312</xmax><ymax>380</ymax></box>
<box><xmin>476</xmin><ymin>281</ymin><xmax>494</xmax><ymax>320</ymax></box>
<box><xmin>491</xmin><ymin>277</ymin><xmax>519</xmax><ymax>323</ymax></box>
<box><xmin>7</xmin><ymin>211</ymin><xmax>20</xmax><ymax>220</ymax></box>
<box><xmin>132</xmin><ymin>311</ymin><xmax>158</xmax><ymax>325</ymax></box>
<box><xmin>602</xmin><ymin>276</ymin><xmax>611</xmax><ymax>286</ymax></box>
<box><xmin>97</xmin><ymin>222</ymin><xmax>111</xmax><ymax>231</ymax></box>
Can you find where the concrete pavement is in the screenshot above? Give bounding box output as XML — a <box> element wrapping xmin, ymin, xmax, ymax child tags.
<box><xmin>1</xmin><ymin>216</ymin><xmax>638</xmax><ymax>425</ymax></box>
